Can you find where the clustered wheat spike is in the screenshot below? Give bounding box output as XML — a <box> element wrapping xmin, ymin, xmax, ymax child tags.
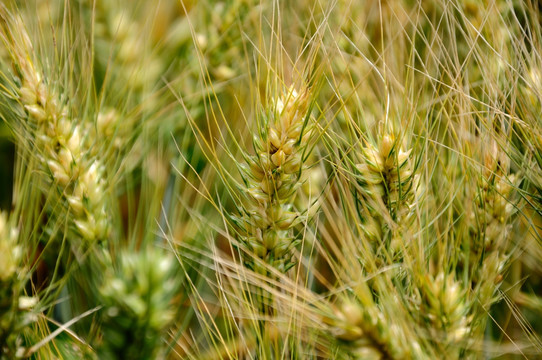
<box><xmin>469</xmin><ymin>139</ymin><xmax>517</xmax><ymax>310</ymax></box>
<box><xmin>3</xmin><ymin>13</ymin><xmax>109</xmax><ymax>247</ymax></box>
<box><xmin>96</xmin><ymin>250</ymin><xmax>179</xmax><ymax>360</ymax></box>
<box><xmin>330</xmin><ymin>295</ymin><xmax>410</xmax><ymax>360</ymax></box>
<box><xmin>415</xmin><ymin>272</ymin><xmax>471</xmax><ymax>358</ymax></box>
<box><xmin>0</xmin><ymin>212</ymin><xmax>37</xmax><ymax>359</ymax></box>
<box><xmin>91</xmin><ymin>0</ymin><xmax>162</xmax><ymax>93</ymax></box>
<box><xmin>354</xmin><ymin>131</ymin><xmax>416</xmax><ymax>251</ymax></box>
<box><xmin>235</xmin><ymin>86</ymin><xmax>312</xmax><ymax>273</ymax></box>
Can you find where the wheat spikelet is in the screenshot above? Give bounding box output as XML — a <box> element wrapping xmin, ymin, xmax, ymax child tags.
<box><xmin>234</xmin><ymin>85</ymin><xmax>313</xmax><ymax>274</ymax></box>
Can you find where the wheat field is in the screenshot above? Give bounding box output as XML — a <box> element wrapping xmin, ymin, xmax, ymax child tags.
<box><xmin>0</xmin><ymin>0</ymin><xmax>541</xmax><ymax>359</ymax></box>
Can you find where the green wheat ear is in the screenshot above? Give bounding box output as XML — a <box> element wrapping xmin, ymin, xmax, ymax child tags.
<box><xmin>0</xmin><ymin>211</ymin><xmax>38</xmax><ymax>359</ymax></box>
<box><xmin>95</xmin><ymin>249</ymin><xmax>180</xmax><ymax>360</ymax></box>
<box><xmin>234</xmin><ymin>85</ymin><xmax>315</xmax><ymax>274</ymax></box>
<box><xmin>353</xmin><ymin>130</ymin><xmax>418</xmax><ymax>257</ymax></box>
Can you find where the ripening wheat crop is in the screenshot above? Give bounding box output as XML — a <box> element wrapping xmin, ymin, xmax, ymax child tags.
<box><xmin>0</xmin><ymin>0</ymin><xmax>541</xmax><ymax>359</ymax></box>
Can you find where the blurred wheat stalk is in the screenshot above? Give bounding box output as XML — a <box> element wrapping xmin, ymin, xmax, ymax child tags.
<box><xmin>0</xmin><ymin>0</ymin><xmax>541</xmax><ymax>359</ymax></box>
